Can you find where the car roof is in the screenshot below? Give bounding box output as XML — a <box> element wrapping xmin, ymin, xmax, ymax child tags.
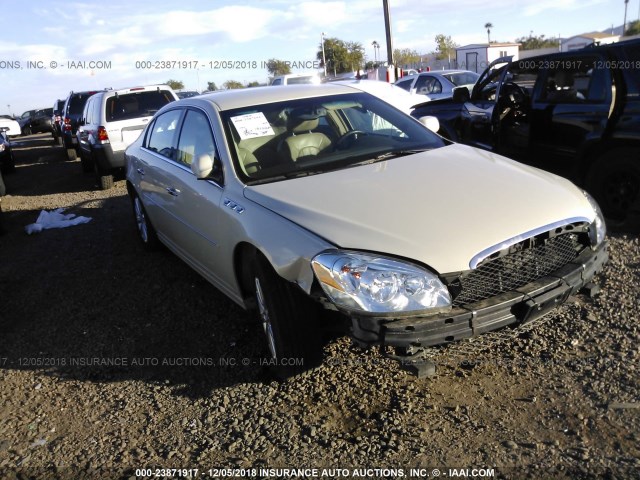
<box><xmin>182</xmin><ymin>83</ymin><xmax>359</xmax><ymax>111</ymax></box>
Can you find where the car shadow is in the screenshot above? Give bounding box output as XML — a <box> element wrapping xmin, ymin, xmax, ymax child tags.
<box><xmin>5</xmin><ymin>134</ymin><xmax>96</xmax><ymax>196</ymax></box>
<box><xmin>0</xmin><ymin>190</ymin><xmax>301</xmax><ymax>399</ymax></box>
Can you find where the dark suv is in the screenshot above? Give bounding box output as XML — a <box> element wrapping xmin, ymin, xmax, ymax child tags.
<box><xmin>413</xmin><ymin>38</ymin><xmax>640</xmax><ymax>231</ymax></box>
<box><xmin>61</xmin><ymin>90</ymin><xmax>103</xmax><ymax>160</ymax></box>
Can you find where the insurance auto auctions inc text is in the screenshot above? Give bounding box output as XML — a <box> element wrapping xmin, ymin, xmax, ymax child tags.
<box><xmin>201</xmin><ymin>467</ymin><xmax>496</xmax><ymax>478</ymax></box>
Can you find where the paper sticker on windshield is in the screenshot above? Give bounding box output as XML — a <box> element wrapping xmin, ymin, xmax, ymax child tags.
<box><xmin>230</xmin><ymin>112</ymin><xmax>275</xmax><ymax>139</ymax></box>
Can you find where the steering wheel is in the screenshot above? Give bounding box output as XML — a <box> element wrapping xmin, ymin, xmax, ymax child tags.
<box><xmin>336</xmin><ymin>130</ymin><xmax>368</xmax><ymax>149</ymax></box>
<box><xmin>502</xmin><ymin>82</ymin><xmax>527</xmax><ymax>106</ymax></box>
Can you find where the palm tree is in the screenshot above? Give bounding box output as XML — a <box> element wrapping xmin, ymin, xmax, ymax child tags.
<box><xmin>485</xmin><ymin>22</ymin><xmax>493</xmax><ymax>43</ymax></box>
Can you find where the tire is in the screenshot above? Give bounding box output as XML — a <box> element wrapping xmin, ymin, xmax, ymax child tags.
<box><xmin>23</xmin><ymin>126</ymin><xmax>32</xmax><ymax>136</ymax></box>
<box><xmin>586</xmin><ymin>149</ymin><xmax>640</xmax><ymax>233</ymax></box>
<box><xmin>130</xmin><ymin>189</ymin><xmax>158</xmax><ymax>250</ymax></box>
<box><xmin>93</xmin><ymin>154</ymin><xmax>114</xmax><ymax>190</ymax></box>
<box><xmin>251</xmin><ymin>253</ymin><xmax>323</xmax><ymax>379</ymax></box>
<box><xmin>0</xmin><ymin>170</ymin><xmax>6</xmax><ymax>197</ymax></box>
<box><xmin>66</xmin><ymin>148</ymin><xmax>77</xmax><ymax>161</ymax></box>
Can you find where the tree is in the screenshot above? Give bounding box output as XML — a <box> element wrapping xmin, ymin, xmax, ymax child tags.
<box><xmin>165</xmin><ymin>79</ymin><xmax>184</xmax><ymax>90</ymax></box>
<box><xmin>433</xmin><ymin>34</ymin><xmax>458</xmax><ymax>61</ymax></box>
<box><xmin>317</xmin><ymin>37</ymin><xmax>364</xmax><ymax>75</ymax></box>
<box><xmin>515</xmin><ymin>34</ymin><xmax>559</xmax><ymax>50</ymax></box>
<box><xmin>393</xmin><ymin>48</ymin><xmax>421</xmax><ymax>67</ymax></box>
<box><xmin>246</xmin><ymin>81</ymin><xmax>261</xmax><ymax>88</ymax></box>
<box><xmin>222</xmin><ymin>80</ymin><xmax>244</xmax><ymax>90</ymax></box>
<box><xmin>266</xmin><ymin>59</ymin><xmax>291</xmax><ymax>77</ymax></box>
<box><xmin>484</xmin><ymin>22</ymin><xmax>493</xmax><ymax>43</ymax></box>
<box><xmin>206</xmin><ymin>81</ymin><xmax>218</xmax><ymax>92</ymax></box>
<box><xmin>626</xmin><ymin>20</ymin><xmax>640</xmax><ymax>36</ymax></box>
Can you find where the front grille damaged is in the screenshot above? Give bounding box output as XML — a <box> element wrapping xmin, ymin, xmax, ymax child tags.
<box><xmin>451</xmin><ymin>230</ymin><xmax>589</xmax><ymax>307</ymax></box>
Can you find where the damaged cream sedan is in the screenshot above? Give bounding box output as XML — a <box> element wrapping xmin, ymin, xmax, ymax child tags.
<box><xmin>125</xmin><ymin>83</ymin><xmax>608</xmax><ymax>377</ymax></box>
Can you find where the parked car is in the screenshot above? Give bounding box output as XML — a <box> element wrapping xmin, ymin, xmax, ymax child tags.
<box><xmin>17</xmin><ymin>110</ymin><xmax>36</xmax><ymax>135</ymax></box>
<box><xmin>395</xmin><ymin>70</ymin><xmax>480</xmax><ymax>101</ymax></box>
<box><xmin>125</xmin><ymin>83</ymin><xmax>608</xmax><ymax>378</ymax></box>
<box><xmin>0</xmin><ymin>127</ymin><xmax>15</xmax><ymax>175</ymax></box>
<box><xmin>270</xmin><ymin>73</ymin><xmax>321</xmax><ymax>85</ymax></box>
<box><xmin>77</xmin><ymin>85</ymin><xmax>178</xmax><ymax>189</ymax></box>
<box><xmin>61</xmin><ymin>90</ymin><xmax>104</xmax><ymax>160</ymax></box>
<box><xmin>0</xmin><ymin>115</ymin><xmax>21</xmax><ymax>137</ymax></box>
<box><xmin>52</xmin><ymin>99</ymin><xmax>65</xmax><ymax>145</ymax></box>
<box><xmin>18</xmin><ymin>108</ymin><xmax>53</xmax><ymax>135</ymax></box>
<box><xmin>412</xmin><ymin>38</ymin><xmax>640</xmax><ymax>231</ymax></box>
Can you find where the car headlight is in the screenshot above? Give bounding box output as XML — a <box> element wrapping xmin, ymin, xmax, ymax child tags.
<box><xmin>311</xmin><ymin>250</ymin><xmax>451</xmax><ymax>314</ymax></box>
<box><xmin>582</xmin><ymin>190</ymin><xmax>606</xmax><ymax>247</ymax></box>
<box><xmin>0</xmin><ymin>143</ymin><xmax>5</xmax><ymax>153</ymax></box>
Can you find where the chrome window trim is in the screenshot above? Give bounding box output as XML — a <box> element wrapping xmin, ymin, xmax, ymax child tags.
<box><xmin>469</xmin><ymin>216</ymin><xmax>592</xmax><ymax>269</ymax></box>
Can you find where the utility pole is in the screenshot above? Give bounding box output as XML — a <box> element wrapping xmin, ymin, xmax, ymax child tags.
<box><xmin>623</xmin><ymin>0</ymin><xmax>629</xmax><ymax>35</ymax></box>
<box><xmin>382</xmin><ymin>0</ymin><xmax>394</xmax><ymax>67</ymax></box>
<box><xmin>321</xmin><ymin>32</ymin><xmax>327</xmax><ymax>77</ymax></box>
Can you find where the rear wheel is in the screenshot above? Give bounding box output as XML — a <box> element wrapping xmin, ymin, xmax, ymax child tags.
<box><xmin>586</xmin><ymin>149</ymin><xmax>640</xmax><ymax>233</ymax></box>
<box><xmin>130</xmin><ymin>189</ymin><xmax>158</xmax><ymax>250</ymax></box>
<box><xmin>251</xmin><ymin>253</ymin><xmax>323</xmax><ymax>379</ymax></box>
<box><xmin>94</xmin><ymin>159</ymin><xmax>113</xmax><ymax>190</ymax></box>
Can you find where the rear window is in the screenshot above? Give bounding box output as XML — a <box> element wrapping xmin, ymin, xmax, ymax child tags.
<box><xmin>68</xmin><ymin>93</ymin><xmax>97</xmax><ymax>115</ymax></box>
<box><xmin>105</xmin><ymin>91</ymin><xmax>175</xmax><ymax>122</ymax></box>
<box><xmin>444</xmin><ymin>72</ymin><xmax>480</xmax><ymax>86</ymax></box>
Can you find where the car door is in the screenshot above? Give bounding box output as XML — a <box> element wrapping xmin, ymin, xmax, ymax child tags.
<box><xmin>461</xmin><ymin>57</ymin><xmax>512</xmax><ymax>150</ymax></box>
<box><xmin>151</xmin><ymin>108</ymin><xmax>225</xmax><ymax>283</ymax></box>
<box><xmin>135</xmin><ymin>108</ymin><xmax>184</xmax><ymax>239</ymax></box>
<box><xmin>527</xmin><ymin>54</ymin><xmax>613</xmax><ymax>164</ymax></box>
<box><xmin>165</xmin><ymin>109</ymin><xmax>224</xmax><ymax>284</ymax></box>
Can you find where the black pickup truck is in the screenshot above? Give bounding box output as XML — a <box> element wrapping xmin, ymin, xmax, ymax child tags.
<box><xmin>413</xmin><ymin>39</ymin><xmax>640</xmax><ymax>232</ymax></box>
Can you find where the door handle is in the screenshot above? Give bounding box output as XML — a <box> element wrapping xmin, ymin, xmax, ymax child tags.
<box><xmin>136</xmin><ymin>168</ymin><xmax>145</xmax><ymax>176</ymax></box>
<box><xmin>166</xmin><ymin>187</ymin><xmax>181</xmax><ymax>196</ymax></box>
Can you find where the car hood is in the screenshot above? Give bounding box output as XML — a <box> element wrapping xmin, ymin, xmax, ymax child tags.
<box><xmin>244</xmin><ymin>144</ymin><xmax>595</xmax><ymax>273</ymax></box>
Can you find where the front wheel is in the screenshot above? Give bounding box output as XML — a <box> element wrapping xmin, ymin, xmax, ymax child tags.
<box><xmin>586</xmin><ymin>149</ymin><xmax>640</xmax><ymax>233</ymax></box>
<box><xmin>251</xmin><ymin>253</ymin><xmax>323</xmax><ymax>379</ymax></box>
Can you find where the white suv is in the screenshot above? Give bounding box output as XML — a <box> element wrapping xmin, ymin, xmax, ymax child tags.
<box><xmin>77</xmin><ymin>85</ymin><xmax>178</xmax><ymax>189</ymax></box>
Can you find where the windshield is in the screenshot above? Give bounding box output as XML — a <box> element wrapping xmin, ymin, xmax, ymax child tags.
<box><xmin>221</xmin><ymin>92</ymin><xmax>445</xmax><ymax>184</ymax></box>
<box><xmin>444</xmin><ymin>72</ymin><xmax>479</xmax><ymax>87</ymax></box>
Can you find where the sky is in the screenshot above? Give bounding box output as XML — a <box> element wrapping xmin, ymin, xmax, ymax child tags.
<box><xmin>1</xmin><ymin>0</ymin><xmax>638</xmax><ymax>116</ymax></box>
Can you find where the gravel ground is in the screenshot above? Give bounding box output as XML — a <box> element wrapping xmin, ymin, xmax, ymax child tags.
<box><xmin>0</xmin><ymin>134</ymin><xmax>638</xmax><ymax>480</ymax></box>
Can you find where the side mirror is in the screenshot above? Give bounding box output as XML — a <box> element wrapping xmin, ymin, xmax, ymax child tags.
<box><xmin>452</xmin><ymin>86</ymin><xmax>470</xmax><ymax>103</ymax></box>
<box><xmin>191</xmin><ymin>153</ymin><xmax>214</xmax><ymax>179</ymax></box>
<box><xmin>419</xmin><ymin>116</ymin><xmax>440</xmax><ymax>133</ymax></box>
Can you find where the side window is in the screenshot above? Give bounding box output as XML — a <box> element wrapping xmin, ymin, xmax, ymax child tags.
<box><xmin>395</xmin><ymin>78</ymin><xmax>413</xmax><ymax>91</ymax></box>
<box><xmin>539</xmin><ymin>56</ymin><xmax>609</xmax><ymax>104</ymax></box>
<box><xmin>84</xmin><ymin>98</ymin><xmax>92</xmax><ymax>124</ymax></box>
<box><xmin>271</xmin><ymin>78</ymin><xmax>282</xmax><ymax>85</ymax></box>
<box><xmin>93</xmin><ymin>96</ymin><xmax>101</xmax><ymax>124</ymax></box>
<box><xmin>146</xmin><ymin>109</ymin><xmax>182</xmax><ymax>159</ymax></box>
<box><xmin>431</xmin><ymin>79</ymin><xmax>443</xmax><ymax>94</ymax></box>
<box><xmin>176</xmin><ymin>109</ymin><xmax>217</xmax><ymax>168</ymax></box>
<box><xmin>415</xmin><ymin>76</ymin><xmax>435</xmax><ymax>95</ymax></box>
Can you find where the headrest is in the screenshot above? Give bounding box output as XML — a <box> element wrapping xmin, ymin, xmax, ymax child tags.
<box><xmin>554</xmin><ymin>70</ymin><xmax>574</xmax><ymax>88</ymax></box>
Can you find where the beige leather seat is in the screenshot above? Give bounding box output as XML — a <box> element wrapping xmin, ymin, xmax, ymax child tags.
<box><xmin>279</xmin><ymin>116</ymin><xmax>332</xmax><ymax>162</ymax></box>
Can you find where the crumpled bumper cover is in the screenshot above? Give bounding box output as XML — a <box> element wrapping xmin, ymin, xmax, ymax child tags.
<box><xmin>349</xmin><ymin>241</ymin><xmax>609</xmax><ymax>349</ymax></box>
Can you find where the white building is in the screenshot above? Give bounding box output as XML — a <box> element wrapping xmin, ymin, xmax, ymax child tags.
<box><xmin>455</xmin><ymin>43</ymin><xmax>520</xmax><ymax>73</ymax></box>
<box><xmin>561</xmin><ymin>32</ymin><xmax>620</xmax><ymax>51</ymax></box>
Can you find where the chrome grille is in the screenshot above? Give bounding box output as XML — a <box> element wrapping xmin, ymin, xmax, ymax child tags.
<box><xmin>452</xmin><ymin>234</ymin><xmax>586</xmax><ymax>307</ymax></box>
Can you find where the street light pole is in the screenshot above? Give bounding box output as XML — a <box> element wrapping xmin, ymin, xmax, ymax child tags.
<box><xmin>321</xmin><ymin>32</ymin><xmax>327</xmax><ymax>77</ymax></box>
<box><xmin>372</xmin><ymin>40</ymin><xmax>379</xmax><ymax>64</ymax></box>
